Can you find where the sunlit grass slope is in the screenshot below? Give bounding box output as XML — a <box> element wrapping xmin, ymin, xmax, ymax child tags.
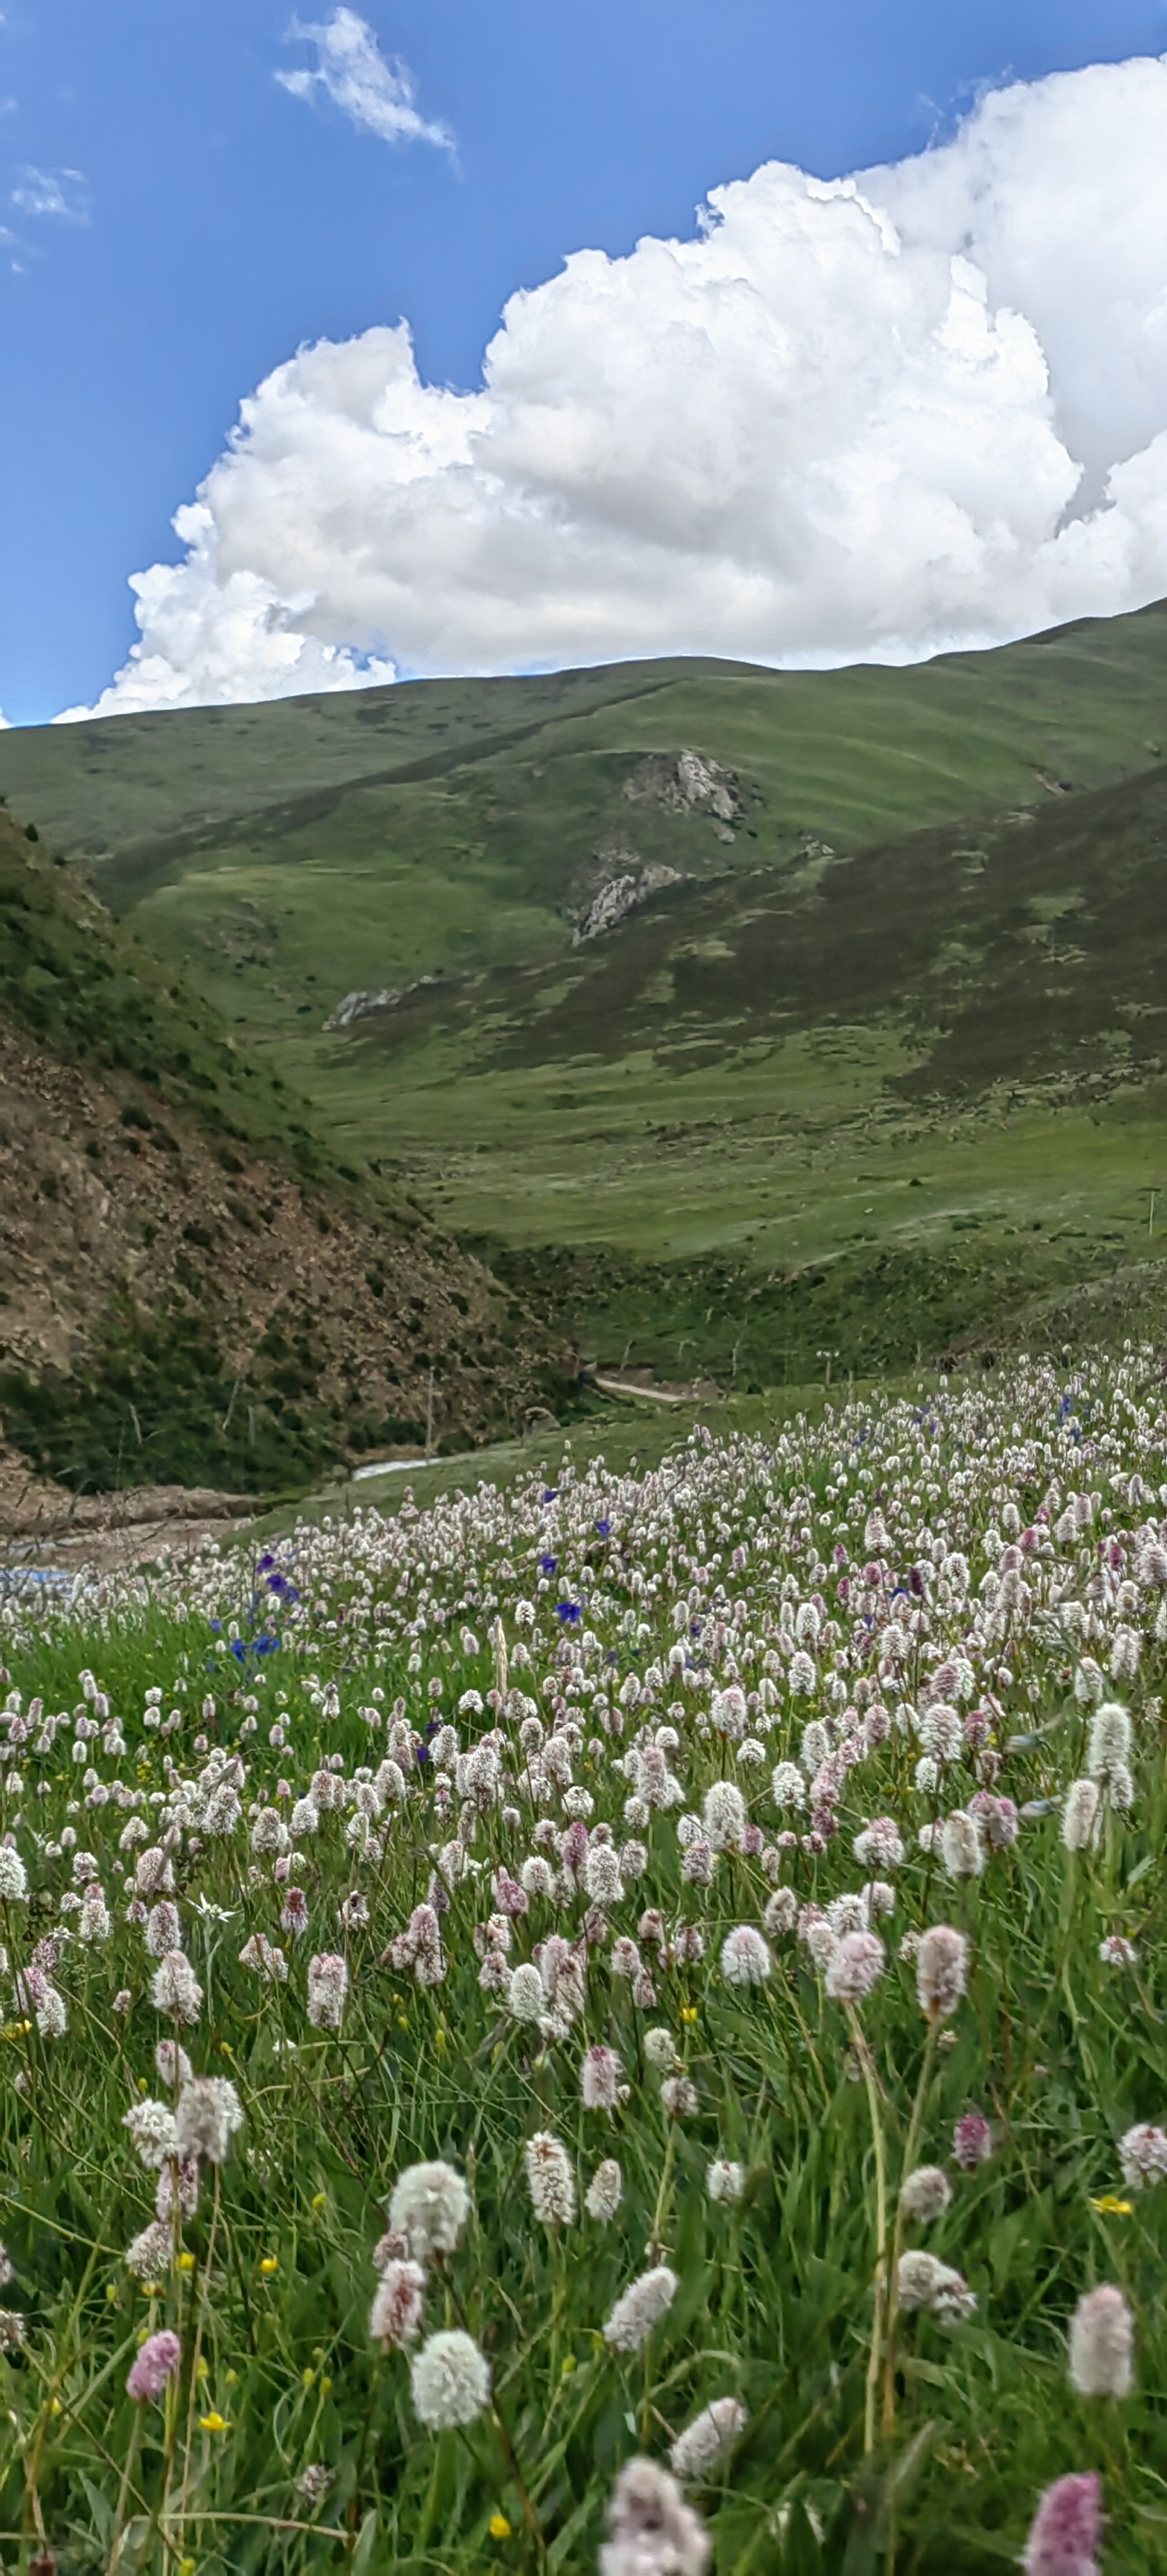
<box><xmin>3</xmin><ymin>599</ymin><xmax>1165</xmax><ymax>1385</ymax></box>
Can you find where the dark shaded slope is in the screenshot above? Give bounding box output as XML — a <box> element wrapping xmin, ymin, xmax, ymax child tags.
<box><xmin>0</xmin><ymin>814</ymin><xmax>567</xmax><ymax>1493</ymax></box>
<box><xmin>343</xmin><ymin>757</ymin><xmax>1167</xmax><ymax>1097</ymax></box>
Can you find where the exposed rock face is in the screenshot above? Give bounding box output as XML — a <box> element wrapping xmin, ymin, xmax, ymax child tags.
<box><xmin>326</xmin><ymin>972</ymin><xmax>452</xmax><ymax>1031</ymax></box>
<box><xmin>572</xmin><ymin>862</ymin><xmax>686</xmax><ymax>945</ymax></box>
<box><xmin>623</xmin><ymin>748</ymin><xmax>743</xmax><ymax>824</ymax></box>
<box><xmin>326</xmin><ymin>989</ymin><xmax>400</xmax><ymax>1030</ymax></box>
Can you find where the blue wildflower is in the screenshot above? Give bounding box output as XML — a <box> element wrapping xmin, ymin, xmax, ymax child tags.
<box><xmin>540</xmin><ymin>1553</ymin><xmax>558</xmax><ymax>1576</ymax></box>
<box><xmin>595</xmin><ymin>1518</ymin><xmax>611</xmax><ymax>1537</ymax></box>
<box><xmin>556</xmin><ymin>1601</ymin><xmax>581</xmax><ymax>1625</ymax></box>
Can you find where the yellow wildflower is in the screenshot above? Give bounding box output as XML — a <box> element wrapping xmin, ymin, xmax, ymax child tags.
<box><xmin>259</xmin><ymin>2256</ymin><xmax>279</xmax><ymax>2275</ymax></box>
<box><xmin>175</xmin><ymin>2251</ymin><xmax>195</xmax><ymax>2273</ymax></box>
<box><xmin>1091</xmin><ymin>2194</ymin><xmax>1134</xmax><ymax>2216</ymax></box>
<box><xmin>489</xmin><ymin>2513</ymin><xmax>512</xmax><ymax>2540</ymax></box>
<box><xmin>680</xmin><ymin>2006</ymin><xmax>699</xmax><ymax>2025</ymax></box>
<box><xmin>199</xmin><ymin>2411</ymin><xmax>230</xmax><ymax>2433</ymax></box>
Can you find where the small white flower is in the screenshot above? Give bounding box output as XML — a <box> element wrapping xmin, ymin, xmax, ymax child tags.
<box><xmin>524</xmin><ymin>2131</ymin><xmax>576</xmax><ymax>2225</ymax></box>
<box><xmin>603</xmin><ymin>2264</ymin><xmax>678</xmax><ymax>2352</ymax></box>
<box><xmin>670</xmin><ymin>2395</ymin><xmax>748</xmax><ymax>2481</ymax></box>
<box><xmin>409</xmin><ymin>2328</ymin><xmax>490</xmax><ymax>2429</ymax></box>
<box><xmin>585</xmin><ymin>2157</ymin><xmax>622</xmax><ymax>2221</ymax></box>
<box><xmin>389</xmin><ymin>2161</ymin><xmax>470</xmax><ymax>2263</ymax></box>
<box><xmin>720</xmin><ymin>1926</ymin><xmax>772</xmax><ymax>1988</ymax></box>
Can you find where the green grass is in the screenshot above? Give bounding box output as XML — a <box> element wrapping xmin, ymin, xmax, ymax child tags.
<box><xmin>4</xmin><ymin>599</ymin><xmax>1167</xmax><ymax>1391</ymax></box>
<box><xmin>1</xmin><ymin>1353</ymin><xmax>1166</xmax><ymax>2570</ymax></box>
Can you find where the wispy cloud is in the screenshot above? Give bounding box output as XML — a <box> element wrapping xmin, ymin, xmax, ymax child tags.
<box><xmin>11</xmin><ymin>164</ymin><xmax>90</xmax><ymax>220</ymax></box>
<box><xmin>277</xmin><ymin>8</ymin><xmax>453</xmax><ymax>152</ymax></box>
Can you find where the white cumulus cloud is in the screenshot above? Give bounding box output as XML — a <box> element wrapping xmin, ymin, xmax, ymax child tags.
<box><xmin>64</xmin><ymin>53</ymin><xmax>1167</xmax><ymax>720</ymax></box>
<box><xmin>277</xmin><ymin>8</ymin><xmax>453</xmax><ymax>152</ymax></box>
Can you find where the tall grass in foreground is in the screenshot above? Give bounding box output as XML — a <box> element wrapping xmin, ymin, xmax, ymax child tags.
<box><xmin>1</xmin><ymin>1353</ymin><xmax>1166</xmax><ymax>2572</ymax></box>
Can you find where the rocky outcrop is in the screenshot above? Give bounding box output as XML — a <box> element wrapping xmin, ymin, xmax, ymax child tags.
<box><xmin>572</xmin><ymin>862</ymin><xmax>686</xmax><ymax>944</ymax></box>
<box><xmin>623</xmin><ymin>747</ymin><xmax>743</xmax><ymax>826</ymax></box>
<box><xmin>325</xmin><ymin>987</ymin><xmax>401</xmax><ymax>1030</ymax></box>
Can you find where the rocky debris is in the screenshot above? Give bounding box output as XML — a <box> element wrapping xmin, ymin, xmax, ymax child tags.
<box><xmin>572</xmin><ymin>862</ymin><xmax>686</xmax><ymax>945</ymax></box>
<box><xmin>623</xmin><ymin>748</ymin><xmax>743</xmax><ymax>826</ymax></box>
<box><xmin>326</xmin><ymin>989</ymin><xmax>401</xmax><ymax>1030</ymax></box>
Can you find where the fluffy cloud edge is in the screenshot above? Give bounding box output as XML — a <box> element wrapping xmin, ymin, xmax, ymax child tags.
<box><xmin>57</xmin><ymin>51</ymin><xmax>1167</xmax><ymax>721</ymax></box>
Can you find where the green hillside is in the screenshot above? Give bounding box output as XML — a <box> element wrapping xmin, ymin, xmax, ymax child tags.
<box><xmin>0</xmin><ymin>814</ymin><xmax>565</xmax><ymax>1495</ymax></box>
<box><xmin>3</xmin><ymin>599</ymin><xmax>1166</xmax><ymax>1390</ymax></box>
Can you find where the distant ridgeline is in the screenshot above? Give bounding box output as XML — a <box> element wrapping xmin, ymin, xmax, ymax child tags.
<box><xmin>3</xmin><ymin>597</ymin><xmax>1166</xmax><ymax>1400</ymax></box>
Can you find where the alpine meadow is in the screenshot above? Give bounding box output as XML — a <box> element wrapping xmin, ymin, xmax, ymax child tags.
<box><xmin>1</xmin><ymin>585</ymin><xmax>1167</xmax><ymax>2572</ymax></box>
<box><xmin>1</xmin><ymin>1360</ymin><xmax>1167</xmax><ymax>2571</ymax></box>
<box><xmin>4</xmin><ymin>599</ymin><xmax>1167</xmax><ymax>1420</ymax></box>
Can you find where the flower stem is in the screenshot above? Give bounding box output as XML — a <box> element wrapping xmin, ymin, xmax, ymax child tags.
<box><xmin>846</xmin><ymin>2007</ymin><xmax>888</xmax><ymax>2458</ymax></box>
<box><xmin>882</xmin><ymin>2017</ymin><xmax>939</xmax><ymax>2438</ymax></box>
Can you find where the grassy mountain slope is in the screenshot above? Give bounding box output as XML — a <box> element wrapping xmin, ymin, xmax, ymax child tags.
<box><xmin>0</xmin><ymin>813</ymin><xmax>566</xmax><ymax>1493</ymax></box>
<box><xmin>3</xmin><ymin>599</ymin><xmax>1166</xmax><ymax>1391</ymax></box>
<box><xmin>4</xmin><ymin>602</ymin><xmax>1166</xmax><ymax>882</ymax></box>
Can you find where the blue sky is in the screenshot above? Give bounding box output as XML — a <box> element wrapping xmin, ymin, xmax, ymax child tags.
<box><xmin>2</xmin><ymin>0</ymin><xmax>1166</xmax><ymax>723</ymax></box>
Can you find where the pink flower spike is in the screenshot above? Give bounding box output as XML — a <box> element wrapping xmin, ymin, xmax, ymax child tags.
<box><xmin>953</xmin><ymin>2112</ymin><xmax>994</xmax><ymax>2170</ymax></box>
<box><xmin>1023</xmin><ymin>2470</ymin><xmax>1102</xmax><ymax>2575</ymax></box>
<box><xmin>126</xmin><ymin>2329</ymin><xmax>182</xmax><ymax>2402</ymax></box>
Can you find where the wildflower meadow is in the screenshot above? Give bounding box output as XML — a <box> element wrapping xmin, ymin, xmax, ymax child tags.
<box><xmin>1</xmin><ymin>1353</ymin><xmax>1166</xmax><ymax>2573</ymax></box>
